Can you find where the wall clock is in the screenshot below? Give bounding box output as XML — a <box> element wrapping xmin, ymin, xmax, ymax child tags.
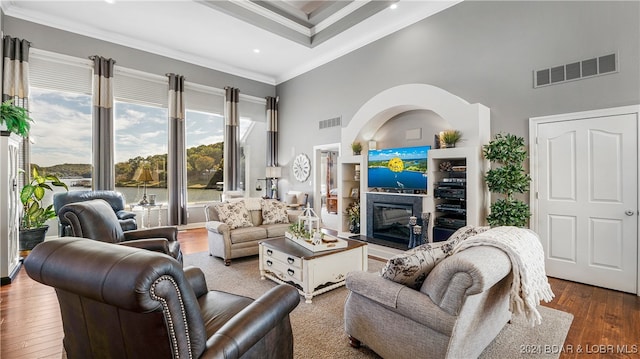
<box><xmin>292</xmin><ymin>153</ymin><xmax>311</xmax><ymax>182</ymax></box>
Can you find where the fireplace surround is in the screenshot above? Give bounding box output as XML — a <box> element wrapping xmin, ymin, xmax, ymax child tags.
<box><xmin>366</xmin><ymin>193</ymin><xmax>423</xmax><ymax>250</ymax></box>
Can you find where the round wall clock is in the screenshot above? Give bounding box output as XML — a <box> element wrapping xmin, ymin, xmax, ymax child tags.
<box><xmin>292</xmin><ymin>153</ymin><xmax>311</xmax><ymax>182</ymax></box>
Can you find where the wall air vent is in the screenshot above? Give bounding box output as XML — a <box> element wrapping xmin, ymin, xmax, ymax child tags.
<box><xmin>534</xmin><ymin>53</ymin><xmax>617</xmax><ymax>88</ymax></box>
<box><xmin>319</xmin><ymin>116</ymin><xmax>342</xmax><ymax>129</ymax></box>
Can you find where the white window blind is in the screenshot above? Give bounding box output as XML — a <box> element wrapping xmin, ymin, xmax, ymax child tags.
<box><xmin>29</xmin><ymin>49</ymin><xmax>93</xmax><ymax>94</ymax></box>
<box><xmin>113</xmin><ymin>67</ymin><xmax>167</xmax><ymax>107</ymax></box>
<box><xmin>184</xmin><ymin>82</ymin><xmax>224</xmax><ymax>115</ymax></box>
<box><xmin>239</xmin><ymin>94</ymin><xmax>267</xmax><ymax>122</ymax></box>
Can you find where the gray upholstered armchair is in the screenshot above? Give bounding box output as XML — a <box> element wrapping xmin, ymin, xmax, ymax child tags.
<box><xmin>24</xmin><ymin>237</ymin><xmax>300</xmax><ymax>359</ymax></box>
<box><xmin>53</xmin><ymin>190</ymin><xmax>137</xmax><ymax>236</ymax></box>
<box><xmin>58</xmin><ymin>198</ymin><xmax>182</xmax><ymax>263</ymax></box>
<box><xmin>344</xmin><ymin>246</ymin><xmax>513</xmax><ymax>359</ymax></box>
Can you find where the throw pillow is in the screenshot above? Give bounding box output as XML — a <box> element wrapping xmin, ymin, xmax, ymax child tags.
<box><xmin>216</xmin><ymin>201</ymin><xmax>253</xmax><ymax>229</ymax></box>
<box><xmin>380</xmin><ymin>225</ymin><xmax>491</xmax><ymax>289</ymax></box>
<box><xmin>261</xmin><ymin>199</ymin><xmax>290</xmax><ymax>225</ymax></box>
<box><xmin>380</xmin><ymin>241</ymin><xmax>453</xmax><ymax>289</ymax></box>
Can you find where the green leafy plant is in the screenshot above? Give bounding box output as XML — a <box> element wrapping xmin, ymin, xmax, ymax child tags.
<box><xmin>483</xmin><ymin>133</ymin><xmax>531</xmax><ymax>227</ymax></box>
<box><xmin>0</xmin><ymin>99</ymin><xmax>33</xmax><ymax>137</ymax></box>
<box><xmin>440</xmin><ymin>130</ymin><xmax>462</xmax><ymax>148</ymax></box>
<box><xmin>20</xmin><ymin>167</ymin><xmax>69</xmax><ymax>229</ymax></box>
<box><xmin>351</xmin><ymin>141</ymin><xmax>362</xmax><ymax>155</ymax></box>
<box><xmin>288</xmin><ymin>222</ymin><xmax>312</xmax><ymax>239</ymax></box>
<box><xmin>346</xmin><ymin>199</ymin><xmax>360</xmax><ymax>223</ymax></box>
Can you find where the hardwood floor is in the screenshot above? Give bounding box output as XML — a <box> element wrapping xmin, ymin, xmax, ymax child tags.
<box><xmin>1</xmin><ymin>228</ymin><xmax>639</xmax><ymax>359</ymax></box>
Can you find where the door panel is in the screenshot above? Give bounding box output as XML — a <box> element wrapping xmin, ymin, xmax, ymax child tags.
<box><xmin>537</xmin><ymin>113</ymin><xmax>637</xmax><ymax>293</ymax></box>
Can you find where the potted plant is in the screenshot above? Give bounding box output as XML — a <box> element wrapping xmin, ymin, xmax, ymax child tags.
<box><xmin>351</xmin><ymin>141</ymin><xmax>362</xmax><ymax>155</ymax></box>
<box><xmin>19</xmin><ymin>166</ymin><xmax>68</xmax><ymax>252</ymax></box>
<box><xmin>482</xmin><ymin>133</ymin><xmax>531</xmax><ymax>227</ymax></box>
<box><xmin>346</xmin><ymin>199</ymin><xmax>360</xmax><ymax>234</ymax></box>
<box><xmin>440</xmin><ymin>130</ymin><xmax>462</xmax><ymax>148</ymax></box>
<box><xmin>0</xmin><ymin>99</ymin><xmax>33</xmax><ymax>137</ymax></box>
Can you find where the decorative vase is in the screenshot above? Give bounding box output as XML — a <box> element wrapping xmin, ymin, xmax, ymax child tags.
<box><xmin>19</xmin><ymin>225</ymin><xmax>49</xmax><ymax>251</ymax></box>
<box><xmin>349</xmin><ymin>219</ymin><xmax>360</xmax><ymax>234</ymax></box>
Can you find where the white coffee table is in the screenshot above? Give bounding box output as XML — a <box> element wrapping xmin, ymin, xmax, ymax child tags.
<box><xmin>259</xmin><ymin>235</ymin><xmax>368</xmax><ymax>303</ymax></box>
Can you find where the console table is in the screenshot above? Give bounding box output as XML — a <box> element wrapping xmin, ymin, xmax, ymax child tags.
<box><xmin>259</xmin><ymin>235</ymin><xmax>367</xmax><ymax>303</ymax></box>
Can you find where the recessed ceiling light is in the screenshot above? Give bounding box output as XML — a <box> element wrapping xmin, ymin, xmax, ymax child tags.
<box><xmin>253</xmin><ymin>49</ymin><xmax>260</xmax><ymax>54</ymax></box>
<box><xmin>105</xmin><ymin>0</ymin><xmax>115</xmax><ymax>4</ymax></box>
<box><xmin>390</xmin><ymin>3</ymin><xmax>398</xmax><ymax>10</ymax></box>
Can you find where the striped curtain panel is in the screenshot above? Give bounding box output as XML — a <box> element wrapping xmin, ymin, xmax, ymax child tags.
<box><xmin>167</xmin><ymin>73</ymin><xmax>187</xmax><ymax>225</ymax></box>
<box><xmin>266</xmin><ymin>96</ymin><xmax>278</xmax><ymax>167</ymax></box>
<box><xmin>2</xmin><ymin>36</ymin><xmax>31</xmax><ymax>186</ymax></box>
<box><xmin>224</xmin><ymin>87</ymin><xmax>240</xmax><ymax>191</ymax></box>
<box><xmin>90</xmin><ymin>56</ymin><xmax>116</xmax><ymax>190</ymax></box>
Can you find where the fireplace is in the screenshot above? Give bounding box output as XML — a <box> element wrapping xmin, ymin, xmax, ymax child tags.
<box><xmin>366</xmin><ymin>193</ymin><xmax>423</xmax><ymax>250</ymax></box>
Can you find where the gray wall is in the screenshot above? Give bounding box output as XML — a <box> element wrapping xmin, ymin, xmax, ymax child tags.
<box><xmin>277</xmin><ymin>1</ymin><xmax>640</xmax><ymax>188</ymax></box>
<box><xmin>2</xmin><ymin>16</ymin><xmax>274</xmax><ymax>98</ymax></box>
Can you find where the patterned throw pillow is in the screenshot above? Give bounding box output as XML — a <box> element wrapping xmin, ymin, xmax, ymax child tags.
<box><xmin>261</xmin><ymin>199</ymin><xmax>290</xmax><ymax>225</ymax></box>
<box><xmin>216</xmin><ymin>201</ymin><xmax>253</xmax><ymax>229</ymax></box>
<box><xmin>380</xmin><ymin>225</ymin><xmax>490</xmax><ymax>289</ymax></box>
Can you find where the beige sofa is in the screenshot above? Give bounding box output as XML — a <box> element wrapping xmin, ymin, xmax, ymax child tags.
<box><xmin>205</xmin><ymin>198</ymin><xmax>299</xmax><ymax>266</ymax></box>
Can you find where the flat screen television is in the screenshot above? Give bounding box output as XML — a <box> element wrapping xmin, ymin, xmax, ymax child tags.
<box><xmin>367</xmin><ymin>145</ymin><xmax>431</xmax><ymax>191</ymax></box>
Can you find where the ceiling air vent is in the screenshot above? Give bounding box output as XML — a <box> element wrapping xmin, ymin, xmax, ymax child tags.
<box><xmin>319</xmin><ymin>116</ymin><xmax>341</xmax><ymax>129</ymax></box>
<box><xmin>534</xmin><ymin>53</ymin><xmax>617</xmax><ymax>88</ymax></box>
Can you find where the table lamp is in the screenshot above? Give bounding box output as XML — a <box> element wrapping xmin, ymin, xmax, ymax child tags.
<box><xmin>137</xmin><ymin>166</ymin><xmax>154</xmax><ymax>205</ymax></box>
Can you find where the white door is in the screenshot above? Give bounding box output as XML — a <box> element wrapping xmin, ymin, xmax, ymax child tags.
<box><xmin>535</xmin><ymin>112</ymin><xmax>638</xmax><ymax>293</ymax></box>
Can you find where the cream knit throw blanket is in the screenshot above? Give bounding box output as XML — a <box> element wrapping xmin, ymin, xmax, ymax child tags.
<box><xmin>452</xmin><ymin>226</ymin><xmax>555</xmax><ymax>326</ymax></box>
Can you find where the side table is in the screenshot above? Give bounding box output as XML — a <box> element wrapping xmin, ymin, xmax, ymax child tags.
<box><xmin>131</xmin><ymin>203</ymin><xmax>163</xmax><ymax>228</ymax></box>
<box><xmin>259</xmin><ymin>236</ymin><xmax>367</xmax><ymax>303</ymax></box>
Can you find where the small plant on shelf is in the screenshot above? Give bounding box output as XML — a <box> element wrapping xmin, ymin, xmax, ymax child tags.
<box><xmin>351</xmin><ymin>141</ymin><xmax>362</xmax><ymax>155</ymax></box>
<box><xmin>483</xmin><ymin>133</ymin><xmax>531</xmax><ymax>227</ymax></box>
<box><xmin>440</xmin><ymin>130</ymin><xmax>462</xmax><ymax>148</ymax></box>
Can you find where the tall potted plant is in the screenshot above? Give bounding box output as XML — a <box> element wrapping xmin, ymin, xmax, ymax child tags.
<box><xmin>0</xmin><ymin>99</ymin><xmax>33</xmax><ymax>137</ymax></box>
<box><xmin>19</xmin><ymin>167</ymin><xmax>68</xmax><ymax>252</ymax></box>
<box><xmin>482</xmin><ymin>133</ymin><xmax>531</xmax><ymax>227</ymax></box>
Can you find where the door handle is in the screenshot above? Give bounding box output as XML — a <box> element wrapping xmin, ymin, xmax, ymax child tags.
<box><xmin>625</xmin><ymin>210</ymin><xmax>636</xmax><ymax>216</ymax></box>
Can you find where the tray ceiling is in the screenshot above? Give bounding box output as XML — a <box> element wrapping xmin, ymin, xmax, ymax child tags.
<box><xmin>1</xmin><ymin>0</ymin><xmax>461</xmax><ymax>85</ymax></box>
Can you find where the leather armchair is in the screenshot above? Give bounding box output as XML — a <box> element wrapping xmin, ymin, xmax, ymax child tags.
<box><xmin>54</xmin><ymin>190</ymin><xmax>137</xmax><ymax>236</ymax></box>
<box><xmin>58</xmin><ymin>198</ymin><xmax>182</xmax><ymax>263</ymax></box>
<box><xmin>24</xmin><ymin>237</ymin><xmax>300</xmax><ymax>359</ymax></box>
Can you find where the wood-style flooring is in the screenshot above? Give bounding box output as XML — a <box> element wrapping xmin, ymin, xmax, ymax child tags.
<box><xmin>1</xmin><ymin>228</ymin><xmax>638</xmax><ymax>359</ymax></box>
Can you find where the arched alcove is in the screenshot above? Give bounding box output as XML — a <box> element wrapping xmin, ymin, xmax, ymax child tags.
<box><xmin>341</xmin><ymin>83</ymin><xmax>490</xmax><ymax>151</ymax></box>
<box><xmin>337</xmin><ymin>84</ymin><xmax>490</xmax><ymax>254</ymax></box>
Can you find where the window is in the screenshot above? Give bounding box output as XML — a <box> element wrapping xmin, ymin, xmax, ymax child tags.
<box><xmin>185</xmin><ymin>110</ymin><xmax>224</xmax><ymax>203</ymax></box>
<box><xmin>29</xmin><ymin>87</ymin><xmax>93</xmax><ymax>204</ymax></box>
<box><xmin>28</xmin><ymin>50</ymin><xmax>94</xmax><ymax>235</ymax></box>
<box><xmin>114</xmin><ymin>101</ymin><xmax>168</xmax><ymax>205</ymax></box>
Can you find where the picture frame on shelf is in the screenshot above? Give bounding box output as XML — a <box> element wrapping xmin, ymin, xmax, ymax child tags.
<box><xmin>350</xmin><ymin>187</ymin><xmax>359</xmax><ymax>198</ymax></box>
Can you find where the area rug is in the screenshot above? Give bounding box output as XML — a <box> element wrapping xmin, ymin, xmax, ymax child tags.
<box><xmin>184</xmin><ymin>252</ymin><xmax>573</xmax><ymax>359</ymax></box>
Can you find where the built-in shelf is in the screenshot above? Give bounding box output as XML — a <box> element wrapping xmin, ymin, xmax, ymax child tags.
<box><xmin>338</xmin><ymin>155</ymin><xmax>363</xmax><ymax>233</ymax></box>
<box><xmin>428</xmin><ymin>147</ymin><xmax>489</xmax><ymax>241</ymax></box>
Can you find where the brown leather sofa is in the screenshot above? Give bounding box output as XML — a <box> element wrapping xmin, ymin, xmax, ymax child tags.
<box><xmin>58</xmin><ymin>198</ymin><xmax>182</xmax><ymax>263</ymax></box>
<box><xmin>24</xmin><ymin>237</ymin><xmax>301</xmax><ymax>359</ymax></box>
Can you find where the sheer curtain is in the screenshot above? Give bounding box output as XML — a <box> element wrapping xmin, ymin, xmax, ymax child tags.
<box><xmin>2</xmin><ymin>36</ymin><xmax>31</xmax><ymax>185</ymax></box>
<box><xmin>90</xmin><ymin>56</ymin><xmax>116</xmax><ymax>190</ymax></box>
<box><xmin>167</xmin><ymin>73</ymin><xmax>187</xmax><ymax>225</ymax></box>
<box><xmin>224</xmin><ymin>87</ymin><xmax>240</xmax><ymax>191</ymax></box>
